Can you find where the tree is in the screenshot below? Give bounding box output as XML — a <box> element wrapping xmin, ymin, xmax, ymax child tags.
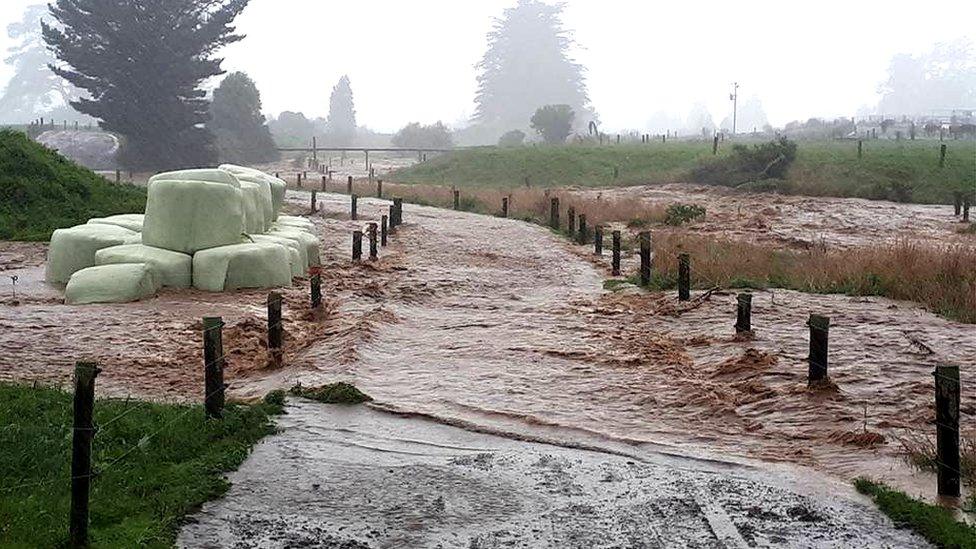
<box><xmin>42</xmin><ymin>0</ymin><xmax>249</xmax><ymax>171</ymax></box>
<box><xmin>324</xmin><ymin>75</ymin><xmax>356</xmax><ymax>146</ymax></box>
<box><xmin>721</xmin><ymin>96</ymin><xmax>768</xmax><ymax>134</ymax></box>
<box><xmin>498</xmin><ymin>129</ymin><xmax>526</xmax><ymax>147</ymax></box>
<box><xmin>530</xmin><ymin>104</ymin><xmax>574</xmax><ymax>144</ymax></box>
<box><xmin>208</xmin><ymin>72</ymin><xmax>278</xmax><ymax>164</ymax></box>
<box><xmin>0</xmin><ymin>4</ymin><xmax>86</xmax><ymax>123</ymax></box>
<box><xmin>391</xmin><ymin>122</ymin><xmax>453</xmax><ymax>149</ymax></box>
<box><xmin>878</xmin><ymin>39</ymin><xmax>976</xmax><ymax>115</ymax></box>
<box><xmin>473</xmin><ymin>0</ymin><xmax>594</xmax><ymax>142</ymax></box>
<box><xmin>684</xmin><ymin>103</ymin><xmax>715</xmax><ymax>137</ymax></box>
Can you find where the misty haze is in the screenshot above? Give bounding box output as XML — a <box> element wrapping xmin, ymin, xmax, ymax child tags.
<box><xmin>0</xmin><ymin>1</ymin><xmax>974</xmax><ymax>547</ymax></box>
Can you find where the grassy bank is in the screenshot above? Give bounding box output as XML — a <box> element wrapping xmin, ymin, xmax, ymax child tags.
<box><xmin>0</xmin><ymin>383</ymin><xmax>284</xmax><ymax>547</ymax></box>
<box><xmin>390</xmin><ymin>140</ymin><xmax>975</xmax><ymax>204</ymax></box>
<box><xmin>854</xmin><ymin>478</ymin><xmax>975</xmax><ymax>549</ymax></box>
<box><xmin>0</xmin><ymin>129</ymin><xmax>145</xmax><ymax>241</ymax></box>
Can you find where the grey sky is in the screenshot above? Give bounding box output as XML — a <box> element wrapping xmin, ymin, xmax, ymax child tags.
<box><xmin>1</xmin><ymin>0</ymin><xmax>973</xmax><ymax>132</ymax></box>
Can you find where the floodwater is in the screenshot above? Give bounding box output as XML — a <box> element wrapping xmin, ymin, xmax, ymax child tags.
<box><xmin>178</xmin><ymin>400</ymin><xmax>927</xmax><ymax>548</ymax></box>
<box><xmin>574</xmin><ymin>183</ymin><xmax>972</xmax><ymax>249</ymax></box>
<box><xmin>1</xmin><ymin>188</ymin><xmax>973</xmax><ymax>508</ymax></box>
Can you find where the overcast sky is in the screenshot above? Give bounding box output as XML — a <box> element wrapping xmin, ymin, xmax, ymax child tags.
<box><xmin>1</xmin><ymin>0</ymin><xmax>973</xmax><ymax>132</ymax></box>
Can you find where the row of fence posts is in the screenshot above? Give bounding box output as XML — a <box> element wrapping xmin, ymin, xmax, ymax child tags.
<box><xmin>351</xmin><ymin>196</ymin><xmax>402</xmax><ymax>262</ymax></box>
<box><xmin>541</xmin><ymin>195</ymin><xmax>964</xmax><ymax>499</ymax></box>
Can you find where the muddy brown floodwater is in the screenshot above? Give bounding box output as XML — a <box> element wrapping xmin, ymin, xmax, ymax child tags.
<box><xmin>1</xmin><ymin>188</ymin><xmax>973</xmax><ymax>509</ymax></box>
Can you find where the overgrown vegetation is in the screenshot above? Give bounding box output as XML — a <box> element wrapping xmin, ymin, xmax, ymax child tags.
<box><xmin>853</xmin><ymin>478</ymin><xmax>976</xmax><ymax>549</ymax></box>
<box><xmin>0</xmin><ymin>129</ymin><xmax>146</xmax><ymax>241</ymax></box>
<box><xmin>0</xmin><ymin>383</ymin><xmax>283</xmax><ymax>547</ymax></box>
<box><xmin>390</xmin><ymin>139</ymin><xmax>975</xmax><ymax>204</ymax></box>
<box><xmin>289</xmin><ymin>382</ymin><xmax>372</xmax><ymax>404</ymax></box>
<box><xmin>897</xmin><ymin>430</ymin><xmax>976</xmax><ymax>511</ymax></box>
<box><xmin>664</xmin><ymin>203</ymin><xmax>706</xmax><ymax>226</ymax></box>
<box><xmin>691</xmin><ymin>137</ymin><xmax>798</xmax><ymax>186</ymax></box>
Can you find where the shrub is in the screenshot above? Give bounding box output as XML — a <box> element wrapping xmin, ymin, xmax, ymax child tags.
<box><xmin>498</xmin><ymin>129</ymin><xmax>526</xmax><ymax>147</ymax></box>
<box><xmin>391</xmin><ymin>121</ymin><xmax>453</xmax><ymax>149</ymax></box>
<box><xmin>692</xmin><ymin>137</ymin><xmax>798</xmax><ymax>186</ymax></box>
<box><xmin>664</xmin><ymin>203</ymin><xmax>706</xmax><ymax>225</ymax></box>
<box><xmin>530</xmin><ymin>104</ymin><xmax>574</xmax><ymax>144</ymax></box>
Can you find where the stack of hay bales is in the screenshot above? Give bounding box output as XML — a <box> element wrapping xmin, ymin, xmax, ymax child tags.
<box><xmin>45</xmin><ymin>166</ymin><xmax>319</xmax><ymax>304</ymax></box>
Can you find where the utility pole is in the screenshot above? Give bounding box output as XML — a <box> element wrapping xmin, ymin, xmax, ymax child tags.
<box><xmin>730</xmin><ymin>82</ymin><xmax>739</xmax><ymax>136</ymax></box>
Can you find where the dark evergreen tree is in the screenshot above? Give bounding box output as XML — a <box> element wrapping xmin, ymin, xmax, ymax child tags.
<box><xmin>473</xmin><ymin>0</ymin><xmax>593</xmax><ymax>141</ymax></box>
<box><xmin>208</xmin><ymin>72</ymin><xmax>278</xmax><ymax>164</ymax></box>
<box><xmin>324</xmin><ymin>75</ymin><xmax>356</xmax><ymax>146</ymax></box>
<box><xmin>42</xmin><ymin>0</ymin><xmax>249</xmax><ymax>170</ymax></box>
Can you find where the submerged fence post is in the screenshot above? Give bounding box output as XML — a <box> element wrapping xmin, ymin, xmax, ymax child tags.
<box><xmin>347</xmin><ymin>175</ymin><xmax>353</xmax><ymax>194</ymax></box>
<box><xmin>639</xmin><ymin>231</ymin><xmax>651</xmax><ymax>286</ymax></box>
<box><xmin>807</xmin><ymin>314</ymin><xmax>830</xmax><ymax>384</ymax></box>
<box><xmin>453</xmin><ymin>188</ymin><xmax>460</xmax><ymax>210</ymax></box>
<box><xmin>267</xmin><ymin>292</ymin><xmax>283</xmax><ymax>366</ymax></box>
<box><xmin>577</xmin><ymin>214</ymin><xmax>587</xmax><ymax>244</ymax></box>
<box><xmin>388</xmin><ymin>205</ymin><xmax>397</xmax><ymax>231</ymax></box>
<box><xmin>376</xmin><ymin>179</ymin><xmax>383</xmax><ymax>199</ymax></box>
<box><xmin>550</xmin><ymin>197</ymin><xmax>560</xmax><ymax>229</ymax></box>
<box><xmin>567</xmin><ymin>207</ymin><xmax>576</xmax><ymax>237</ymax></box>
<box><xmin>953</xmin><ymin>192</ymin><xmax>962</xmax><ymax>216</ymax></box>
<box><xmin>69</xmin><ymin>361</ymin><xmax>99</xmax><ymax>548</ymax></box>
<box><xmin>964</xmin><ymin>197</ymin><xmax>971</xmax><ymax>223</ymax></box>
<box><xmin>352</xmin><ymin>230</ymin><xmax>363</xmax><ymax>261</ymax></box>
<box><xmin>393</xmin><ymin>198</ymin><xmax>403</xmax><ymax>226</ymax></box>
<box><xmin>502</xmin><ymin>197</ymin><xmax>509</xmax><ymax>218</ymax></box>
<box><xmin>350</xmin><ymin>195</ymin><xmax>358</xmax><ymax>220</ymax></box>
<box><xmin>677</xmin><ymin>253</ymin><xmax>690</xmax><ymax>301</ymax></box>
<box><xmin>381</xmin><ymin>215</ymin><xmax>388</xmax><ymax>246</ymax></box>
<box><xmin>368</xmin><ymin>222</ymin><xmax>378</xmax><ymax>260</ymax></box>
<box><xmin>735</xmin><ymin>293</ymin><xmax>752</xmax><ymax>333</ymax></box>
<box><xmin>934</xmin><ymin>364</ymin><xmax>961</xmax><ymax>497</ymax></box>
<box><xmin>594</xmin><ymin>226</ymin><xmax>603</xmax><ymax>255</ymax></box>
<box><xmin>310</xmin><ymin>270</ymin><xmax>322</xmax><ymax>309</ymax></box>
<box><xmin>611</xmin><ymin>230</ymin><xmax>621</xmax><ymax>276</ymax></box>
<box><xmin>310</xmin><ymin>190</ymin><xmax>317</xmax><ymax>213</ymax></box>
<box><xmin>203</xmin><ymin>317</ymin><xmax>225</xmax><ymax>419</ymax></box>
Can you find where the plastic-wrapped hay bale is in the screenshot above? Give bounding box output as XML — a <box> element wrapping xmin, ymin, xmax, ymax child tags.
<box><xmin>240</xmin><ymin>182</ymin><xmax>267</xmax><ymax>234</ymax></box>
<box><xmin>65</xmin><ymin>263</ymin><xmax>160</xmax><ymax>305</ymax></box>
<box><xmin>220</xmin><ymin>164</ymin><xmax>285</xmax><ymax>221</ymax></box>
<box><xmin>87</xmin><ymin>214</ymin><xmax>144</xmax><ymax>232</ymax></box>
<box><xmin>122</xmin><ymin>233</ymin><xmax>142</xmax><ymax>245</ymax></box>
<box><xmin>45</xmin><ymin>224</ymin><xmax>138</xmax><ymax>284</ymax></box>
<box><xmin>148</xmin><ymin>168</ymin><xmax>239</xmax><ymax>188</ymax></box>
<box><xmin>192</xmin><ymin>242</ymin><xmax>292</xmax><ymax>292</ymax></box>
<box><xmin>250</xmin><ymin>234</ymin><xmax>306</xmax><ymax>277</ymax></box>
<box><xmin>95</xmin><ymin>244</ymin><xmax>192</xmax><ymax>288</ymax></box>
<box><xmin>274</xmin><ymin>216</ymin><xmax>314</xmax><ymax>231</ymax></box>
<box><xmin>268</xmin><ymin>228</ymin><xmax>320</xmax><ymax>266</ymax></box>
<box><xmin>142</xmin><ymin>177</ymin><xmax>245</xmax><ymax>254</ymax></box>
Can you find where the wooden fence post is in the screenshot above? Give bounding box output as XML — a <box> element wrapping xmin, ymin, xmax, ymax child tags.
<box><xmin>310</xmin><ymin>190</ymin><xmax>317</xmax><ymax>213</ymax></box>
<box><xmin>677</xmin><ymin>253</ymin><xmax>690</xmax><ymax>301</ymax></box>
<box><xmin>594</xmin><ymin>226</ymin><xmax>603</xmax><ymax>255</ymax></box>
<box><xmin>953</xmin><ymin>192</ymin><xmax>962</xmax><ymax>216</ymax></box>
<box><xmin>321</xmin><ymin>176</ymin><xmax>327</xmax><ymax>192</ymax></box>
<box><xmin>712</xmin><ymin>135</ymin><xmax>719</xmax><ymax>155</ymax></box>
<box><xmin>934</xmin><ymin>364</ymin><xmax>961</xmax><ymax>497</ymax></box>
<box><xmin>857</xmin><ymin>140</ymin><xmax>863</xmax><ymax>159</ymax></box>
<box><xmin>310</xmin><ymin>271</ymin><xmax>322</xmax><ymax>309</ymax></box>
<box><xmin>380</xmin><ymin>215</ymin><xmax>388</xmax><ymax>246</ymax></box>
<box><xmin>69</xmin><ymin>361</ymin><xmax>100</xmax><ymax>548</ymax></box>
<box><xmin>297</xmin><ymin>173</ymin><xmax>302</xmax><ymax>188</ymax></box>
<box><xmin>964</xmin><ymin>198</ymin><xmax>971</xmax><ymax>223</ymax></box>
<box><xmin>393</xmin><ymin>198</ymin><xmax>403</xmax><ymax>226</ymax></box>
<box><xmin>939</xmin><ymin>144</ymin><xmax>947</xmax><ymax>168</ymax></box>
<box><xmin>368</xmin><ymin>223</ymin><xmax>378</xmax><ymax>260</ymax></box>
<box><xmin>347</xmin><ymin>175</ymin><xmax>353</xmax><ymax>194</ymax></box>
<box><xmin>612</xmin><ymin>230</ymin><xmax>621</xmax><ymax>276</ymax></box>
<box><xmin>577</xmin><ymin>214</ymin><xmax>587</xmax><ymax>244</ymax></box>
<box><xmin>567</xmin><ymin>207</ymin><xmax>576</xmax><ymax>237</ymax></box>
<box><xmin>389</xmin><ymin>205</ymin><xmax>397</xmax><ymax>231</ymax></box>
<box><xmin>550</xmin><ymin>197</ymin><xmax>560</xmax><ymax>229</ymax></box>
<box><xmin>807</xmin><ymin>314</ymin><xmax>830</xmax><ymax>384</ymax></box>
<box><xmin>203</xmin><ymin>317</ymin><xmax>225</xmax><ymax>419</ymax></box>
<box><xmin>350</xmin><ymin>194</ymin><xmax>358</xmax><ymax>221</ymax></box>
<box><xmin>639</xmin><ymin>231</ymin><xmax>651</xmax><ymax>286</ymax></box>
<box><xmin>502</xmin><ymin>197</ymin><xmax>509</xmax><ymax>218</ymax></box>
<box><xmin>267</xmin><ymin>292</ymin><xmax>283</xmax><ymax>366</ymax></box>
<box><xmin>735</xmin><ymin>293</ymin><xmax>752</xmax><ymax>333</ymax></box>
<box><xmin>352</xmin><ymin>230</ymin><xmax>363</xmax><ymax>261</ymax></box>
<box><xmin>115</xmin><ymin>169</ymin><xmax>120</xmax><ymax>183</ymax></box>
<box><xmin>376</xmin><ymin>179</ymin><xmax>383</xmax><ymax>199</ymax></box>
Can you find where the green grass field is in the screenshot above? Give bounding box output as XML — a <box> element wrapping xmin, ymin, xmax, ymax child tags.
<box><xmin>854</xmin><ymin>478</ymin><xmax>975</xmax><ymax>549</ymax></box>
<box><xmin>0</xmin><ymin>384</ymin><xmax>284</xmax><ymax>547</ymax></box>
<box><xmin>390</xmin><ymin>139</ymin><xmax>975</xmax><ymax>204</ymax></box>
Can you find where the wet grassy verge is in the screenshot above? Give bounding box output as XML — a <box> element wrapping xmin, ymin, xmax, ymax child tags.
<box><xmin>0</xmin><ymin>383</ymin><xmax>283</xmax><ymax>547</ymax></box>
<box><xmin>853</xmin><ymin>478</ymin><xmax>976</xmax><ymax>549</ymax></box>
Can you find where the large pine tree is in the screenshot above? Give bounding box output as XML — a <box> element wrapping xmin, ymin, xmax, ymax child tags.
<box><xmin>473</xmin><ymin>0</ymin><xmax>593</xmax><ymax>140</ymax></box>
<box><xmin>208</xmin><ymin>72</ymin><xmax>278</xmax><ymax>164</ymax></box>
<box><xmin>42</xmin><ymin>0</ymin><xmax>249</xmax><ymax>170</ymax></box>
<box><xmin>324</xmin><ymin>75</ymin><xmax>356</xmax><ymax>146</ymax></box>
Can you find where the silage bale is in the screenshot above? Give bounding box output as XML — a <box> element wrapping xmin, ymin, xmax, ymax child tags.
<box><xmin>240</xmin><ymin>181</ymin><xmax>267</xmax><ymax>234</ymax></box>
<box><xmin>95</xmin><ymin>244</ymin><xmax>192</xmax><ymax>288</ymax></box>
<box><xmin>268</xmin><ymin>228</ymin><xmax>320</xmax><ymax>266</ymax></box>
<box><xmin>220</xmin><ymin>164</ymin><xmax>285</xmax><ymax>221</ymax></box>
<box><xmin>148</xmin><ymin>168</ymin><xmax>240</xmax><ymax>188</ymax></box>
<box><xmin>142</xmin><ymin>179</ymin><xmax>245</xmax><ymax>254</ymax></box>
<box><xmin>250</xmin><ymin>234</ymin><xmax>306</xmax><ymax>277</ymax></box>
<box><xmin>45</xmin><ymin>224</ymin><xmax>139</xmax><ymax>284</ymax></box>
<box><xmin>122</xmin><ymin>233</ymin><xmax>142</xmax><ymax>245</ymax></box>
<box><xmin>87</xmin><ymin>214</ymin><xmax>144</xmax><ymax>232</ymax></box>
<box><xmin>274</xmin><ymin>215</ymin><xmax>315</xmax><ymax>231</ymax></box>
<box><xmin>192</xmin><ymin>242</ymin><xmax>292</xmax><ymax>292</ymax></box>
<box><xmin>64</xmin><ymin>263</ymin><xmax>160</xmax><ymax>305</ymax></box>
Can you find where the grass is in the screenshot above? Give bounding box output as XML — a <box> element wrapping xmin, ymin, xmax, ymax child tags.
<box><xmin>0</xmin><ymin>383</ymin><xmax>284</xmax><ymax>547</ymax></box>
<box><xmin>289</xmin><ymin>382</ymin><xmax>372</xmax><ymax>404</ymax></box>
<box><xmin>854</xmin><ymin>478</ymin><xmax>976</xmax><ymax>549</ymax></box>
<box><xmin>390</xmin><ymin>139</ymin><xmax>975</xmax><ymax>204</ymax></box>
<box><xmin>0</xmin><ymin>129</ymin><xmax>146</xmax><ymax>241</ymax></box>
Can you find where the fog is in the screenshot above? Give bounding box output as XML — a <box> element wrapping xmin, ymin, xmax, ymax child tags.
<box><xmin>1</xmin><ymin>0</ymin><xmax>974</xmax><ymax>133</ymax></box>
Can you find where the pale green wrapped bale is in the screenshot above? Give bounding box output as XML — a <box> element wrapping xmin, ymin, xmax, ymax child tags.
<box><xmin>95</xmin><ymin>244</ymin><xmax>192</xmax><ymax>288</ymax></box>
<box><xmin>122</xmin><ymin>233</ymin><xmax>142</xmax><ymax>245</ymax></box>
<box><xmin>65</xmin><ymin>263</ymin><xmax>160</xmax><ymax>305</ymax></box>
<box><xmin>192</xmin><ymin>242</ymin><xmax>292</xmax><ymax>292</ymax></box>
<box><xmin>220</xmin><ymin>164</ymin><xmax>284</xmax><ymax>221</ymax></box>
<box><xmin>87</xmin><ymin>214</ymin><xmax>144</xmax><ymax>232</ymax></box>
<box><xmin>268</xmin><ymin>228</ymin><xmax>320</xmax><ymax>266</ymax></box>
<box><xmin>250</xmin><ymin>234</ymin><xmax>306</xmax><ymax>277</ymax></box>
<box><xmin>274</xmin><ymin>216</ymin><xmax>314</xmax><ymax>231</ymax></box>
<box><xmin>240</xmin><ymin>182</ymin><xmax>266</xmax><ymax>234</ymax></box>
<box><xmin>45</xmin><ymin>224</ymin><xmax>139</xmax><ymax>284</ymax></box>
<box><xmin>142</xmin><ymin>179</ymin><xmax>245</xmax><ymax>254</ymax></box>
<box><xmin>148</xmin><ymin>168</ymin><xmax>239</xmax><ymax>188</ymax></box>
